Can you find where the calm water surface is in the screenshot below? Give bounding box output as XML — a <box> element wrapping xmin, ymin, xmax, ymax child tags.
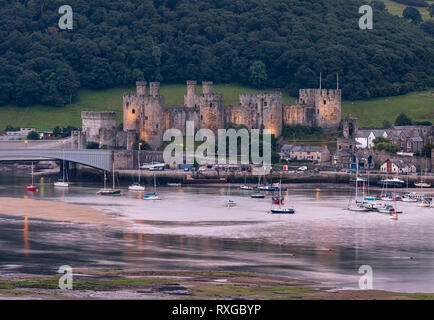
<box><xmin>0</xmin><ymin>173</ymin><xmax>433</xmax><ymax>293</ymax></box>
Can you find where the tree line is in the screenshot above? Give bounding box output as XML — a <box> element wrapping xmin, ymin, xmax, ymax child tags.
<box><xmin>0</xmin><ymin>0</ymin><xmax>433</xmax><ymax>107</ymax></box>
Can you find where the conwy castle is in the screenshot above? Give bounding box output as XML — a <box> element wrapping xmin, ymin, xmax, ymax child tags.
<box><xmin>74</xmin><ymin>81</ymin><xmax>342</xmax><ymax>150</ymax></box>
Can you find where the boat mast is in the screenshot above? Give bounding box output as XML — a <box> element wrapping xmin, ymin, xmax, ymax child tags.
<box><xmin>31</xmin><ymin>162</ymin><xmax>34</xmax><ymax>186</ymax></box>
<box><xmin>112</xmin><ymin>161</ymin><xmax>115</xmax><ymax>189</ymax></box>
<box><xmin>138</xmin><ymin>143</ymin><xmax>141</xmax><ymax>183</ymax></box>
<box><xmin>104</xmin><ymin>171</ymin><xmax>107</xmax><ymax>189</ymax></box>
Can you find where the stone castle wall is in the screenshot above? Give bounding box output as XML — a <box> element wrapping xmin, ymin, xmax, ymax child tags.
<box><xmin>122</xmin><ymin>82</ymin><xmax>342</xmax><ymax>149</ymax></box>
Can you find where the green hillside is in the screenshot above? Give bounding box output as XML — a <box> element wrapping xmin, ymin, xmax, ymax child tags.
<box><xmin>0</xmin><ymin>85</ymin><xmax>432</xmax><ymax>131</ymax></box>
<box><xmin>342</xmin><ymin>89</ymin><xmax>434</xmax><ymax>128</ymax></box>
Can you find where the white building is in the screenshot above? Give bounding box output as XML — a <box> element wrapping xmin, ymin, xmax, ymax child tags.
<box><xmin>355</xmin><ymin>129</ymin><xmax>389</xmax><ymax>149</ymax></box>
<box><xmin>380</xmin><ymin>159</ymin><xmax>417</xmax><ymax>174</ymax></box>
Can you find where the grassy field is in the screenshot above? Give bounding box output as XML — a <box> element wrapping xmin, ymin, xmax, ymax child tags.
<box><xmin>373</xmin><ymin>0</ymin><xmax>434</xmax><ymax>21</ymax></box>
<box><xmin>0</xmin><ymin>84</ymin><xmax>432</xmax><ymax>131</ymax></box>
<box><xmin>342</xmin><ymin>89</ymin><xmax>434</xmax><ymax>128</ymax></box>
<box><xmin>0</xmin><ymin>84</ymin><xmax>295</xmax><ymax>131</ymax></box>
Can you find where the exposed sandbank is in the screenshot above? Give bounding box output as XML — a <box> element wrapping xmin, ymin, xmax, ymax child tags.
<box><xmin>0</xmin><ymin>197</ymin><xmax>122</xmax><ymax>227</ymax></box>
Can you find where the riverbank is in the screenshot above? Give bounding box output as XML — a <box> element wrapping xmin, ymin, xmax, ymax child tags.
<box><xmin>0</xmin><ymin>269</ymin><xmax>432</xmax><ymax>300</ymax></box>
<box><xmin>0</xmin><ymin>197</ymin><xmax>122</xmax><ymax>227</ymax></box>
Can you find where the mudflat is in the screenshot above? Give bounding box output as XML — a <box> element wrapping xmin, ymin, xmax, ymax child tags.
<box><xmin>0</xmin><ymin>197</ymin><xmax>121</xmax><ymax>226</ymax></box>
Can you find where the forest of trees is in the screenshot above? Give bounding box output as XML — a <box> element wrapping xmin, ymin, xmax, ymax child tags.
<box><xmin>0</xmin><ymin>0</ymin><xmax>433</xmax><ymax>107</ymax></box>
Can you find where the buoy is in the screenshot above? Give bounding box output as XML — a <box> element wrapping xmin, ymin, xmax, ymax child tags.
<box><xmin>24</xmin><ymin>217</ymin><xmax>28</xmax><ymax>221</ymax></box>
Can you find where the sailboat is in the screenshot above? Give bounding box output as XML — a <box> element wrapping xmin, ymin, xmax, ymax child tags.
<box><xmin>270</xmin><ymin>178</ymin><xmax>294</xmax><ymax>214</ymax></box>
<box><xmin>240</xmin><ymin>172</ymin><xmax>252</xmax><ymax>190</ymax></box>
<box><xmin>97</xmin><ymin>162</ymin><xmax>121</xmax><ymax>196</ymax></box>
<box><xmin>26</xmin><ymin>162</ymin><xmax>37</xmax><ymax>192</ymax></box>
<box><xmin>390</xmin><ymin>193</ymin><xmax>399</xmax><ymax>220</ymax></box>
<box><xmin>129</xmin><ymin>146</ymin><xmax>145</xmax><ymax>191</ymax></box>
<box><xmin>54</xmin><ymin>147</ymin><xmax>69</xmax><ymax>187</ymax></box>
<box><xmin>402</xmin><ymin>175</ymin><xmax>418</xmax><ymax>202</ymax></box>
<box><xmin>415</xmin><ymin>159</ymin><xmax>431</xmax><ymax>188</ymax></box>
<box><xmin>348</xmin><ymin>160</ymin><xmax>369</xmax><ymax>212</ymax></box>
<box><xmin>226</xmin><ymin>183</ymin><xmax>237</xmax><ymax>207</ymax></box>
<box><xmin>143</xmin><ymin>174</ymin><xmax>161</xmax><ymax>200</ymax></box>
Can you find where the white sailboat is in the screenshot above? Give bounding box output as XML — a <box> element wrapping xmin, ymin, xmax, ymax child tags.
<box><xmin>414</xmin><ymin>159</ymin><xmax>431</xmax><ymax>188</ymax></box>
<box><xmin>226</xmin><ymin>183</ymin><xmax>237</xmax><ymax>207</ymax></box>
<box><xmin>348</xmin><ymin>159</ymin><xmax>369</xmax><ymax>212</ymax></box>
<box><xmin>129</xmin><ymin>144</ymin><xmax>145</xmax><ymax>191</ymax></box>
<box><xmin>54</xmin><ymin>146</ymin><xmax>69</xmax><ymax>187</ymax></box>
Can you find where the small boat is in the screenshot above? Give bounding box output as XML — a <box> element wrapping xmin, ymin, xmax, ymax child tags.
<box><xmin>348</xmin><ymin>203</ymin><xmax>369</xmax><ymax>212</ymax></box>
<box><xmin>390</xmin><ymin>211</ymin><xmax>398</xmax><ymax>220</ymax></box>
<box><xmin>272</xmin><ymin>196</ymin><xmax>284</xmax><ymax>205</ymax></box>
<box><xmin>97</xmin><ymin>162</ymin><xmax>121</xmax><ymax>196</ymax></box>
<box><xmin>54</xmin><ymin>181</ymin><xmax>69</xmax><ymax>188</ymax></box>
<box><xmin>226</xmin><ymin>200</ymin><xmax>237</xmax><ymax>208</ymax></box>
<box><xmin>128</xmin><ymin>182</ymin><xmax>145</xmax><ymax>191</ymax></box>
<box><xmin>269</xmin><ymin>176</ymin><xmax>295</xmax><ymax>214</ymax></box>
<box><xmin>270</xmin><ymin>207</ymin><xmax>295</xmax><ymax>214</ymax></box>
<box><xmin>240</xmin><ymin>184</ymin><xmax>253</xmax><ymax>190</ymax></box>
<box><xmin>377</xmin><ymin>204</ymin><xmax>395</xmax><ymax>214</ymax></box>
<box><xmin>54</xmin><ymin>146</ymin><xmax>69</xmax><ymax>188</ymax></box>
<box><xmin>414</xmin><ymin>182</ymin><xmax>431</xmax><ymax>188</ymax></box>
<box><xmin>144</xmin><ymin>174</ymin><xmax>161</xmax><ymax>200</ymax></box>
<box><xmin>167</xmin><ymin>182</ymin><xmax>181</xmax><ymax>187</ymax></box>
<box><xmin>378</xmin><ymin>177</ymin><xmax>405</xmax><ymax>188</ymax></box>
<box><xmin>417</xmin><ymin>200</ymin><xmax>432</xmax><ymax>208</ymax></box>
<box><xmin>379</xmin><ymin>194</ymin><xmax>394</xmax><ymax>201</ymax></box>
<box><xmin>143</xmin><ymin>192</ymin><xmax>161</xmax><ymax>200</ymax></box>
<box><xmin>364</xmin><ymin>196</ymin><xmax>377</xmax><ymax>201</ymax></box>
<box><xmin>26</xmin><ymin>162</ymin><xmax>37</xmax><ymax>192</ymax></box>
<box><xmin>401</xmin><ymin>195</ymin><xmax>418</xmax><ymax>202</ymax></box>
<box><xmin>251</xmin><ymin>193</ymin><xmax>265</xmax><ymax>199</ymax></box>
<box><xmin>128</xmin><ymin>145</ymin><xmax>145</xmax><ymax>191</ymax></box>
<box><xmin>347</xmin><ymin>160</ymin><xmax>368</xmax><ymax>212</ymax></box>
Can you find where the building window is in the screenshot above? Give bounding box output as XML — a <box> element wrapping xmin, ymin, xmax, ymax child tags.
<box><xmin>156</xmin><ymin>124</ymin><xmax>159</xmax><ymax>129</ymax></box>
<box><xmin>145</xmin><ymin>116</ymin><xmax>148</xmax><ymax>120</ymax></box>
<box><xmin>126</xmin><ymin>102</ymin><xmax>129</xmax><ymax>107</ymax></box>
<box><xmin>324</xmin><ymin>100</ymin><xmax>326</xmax><ymax>104</ymax></box>
<box><xmin>201</xmin><ymin>115</ymin><xmax>203</xmax><ymax>120</ymax></box>
<box><xmin>264</xmin><ymin>101</ymin><xmax>267</xmax><ymax>106</ymax></box>
<box><xmin>210</xmin><ymin>103</ymin><xmax>213</xmax><ymax>107</ymax></box>
<box><xmin>132</xmin><ymin>109</ymin><xmax>135</xmax><ymax>114</ymax></box>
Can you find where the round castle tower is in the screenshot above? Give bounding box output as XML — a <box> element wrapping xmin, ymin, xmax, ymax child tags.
<box><xmin>313</xmin><ymin>89</ymin><xmax>342</xmax><ymax>130</ymax></box>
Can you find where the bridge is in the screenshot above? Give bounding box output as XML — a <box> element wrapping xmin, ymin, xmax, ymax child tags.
<box><xmin>0</xmin><ymin>149</ymin><xmax>112</xmax><ymax>171</ymax></box>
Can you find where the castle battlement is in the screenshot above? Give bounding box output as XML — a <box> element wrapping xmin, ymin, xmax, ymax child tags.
<box><xmin>121</xmin><ymin>80</ymin><xmax>341</xmax><ymax>150</ymax></box>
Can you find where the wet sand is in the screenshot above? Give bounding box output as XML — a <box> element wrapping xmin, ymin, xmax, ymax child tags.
<box><xmin>0</xmin><ymin>197</ymin><xmax>122</xmax><ymax>227</ymax></box>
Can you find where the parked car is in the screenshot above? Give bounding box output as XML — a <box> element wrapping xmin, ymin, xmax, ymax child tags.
<box><xmin>141</xmin><ymin>162</ymin><xmax>165</xmax><ymax>171</ymax></box>
<box><xmin>297</xmin><ymin>166</ymin><xmax>308</xmax><ymax>171</ymax></box>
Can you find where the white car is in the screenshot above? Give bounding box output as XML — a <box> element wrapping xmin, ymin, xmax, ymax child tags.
<box><xmin>141</xmin><ymin>162</ymin><xmax>165</xmax><ymax>171</ymax></box>
<box><xmin>297</xmin><ymin>166</ymin><xmax>308</xmax><ymax>171</ymax></box>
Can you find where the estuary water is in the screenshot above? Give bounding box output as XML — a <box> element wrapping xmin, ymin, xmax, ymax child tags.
<box><xmin>0</xmin><ymin>173</ymin><xmax>433</xmax><ymax>293</ymax></box>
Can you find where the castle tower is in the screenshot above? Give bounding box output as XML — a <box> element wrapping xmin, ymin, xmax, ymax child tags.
<box><xmin>184</xmin><ymin>80</ymin><xmax>198</xmax><ymax>108</ymax></box>
<box><xmin>258</xmin><ymin>92</ymin><xmax>282</xmax><ymax>137</ymax></box>
<box><xmin>123</xmin><ymin>94</ymin><xmax>141</xmax><ymax>132</ymax></box>
<box><xmin>140</xmin><ymin>82</ymin><xmax>165</xmax><ymax>150</ymax></box>
<box><xmin>202</xmin><ymin>81</ymin><xmax>213</xmax><ymax>94</ymax></box>
<box><xmin>136</xmin><ymin>81</ymin><xmax>147</xmax><ymax>96</ymax></box>
<box><xmin>199</xmin><ymin>81</ymin><xmax>224</xmax><ymax>133</ymax></box>
<box><xmin>314</xmin><ymin>89</ymin><xmax>342</xmax><ymax>130</ymax></box>
<box><xmin>341</xmin><ymin>115</ymin><xmax>358</xmax><ymax>139</ymax></box>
